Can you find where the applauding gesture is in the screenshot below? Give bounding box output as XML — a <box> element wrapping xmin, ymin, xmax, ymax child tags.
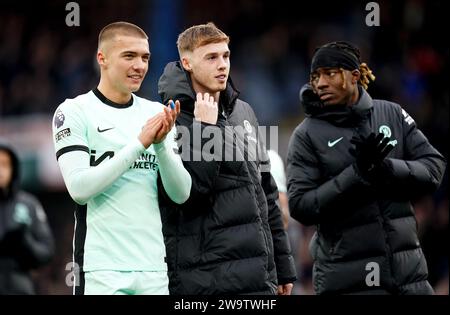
<box><xmin>139</xmin><ymin>100</ymin><xmax>180</xmax><ymax>148</ymax></box>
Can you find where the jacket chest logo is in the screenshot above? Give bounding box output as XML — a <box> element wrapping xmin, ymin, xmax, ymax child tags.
<box><xmin>243</xmin><ymin>120</ymin><xmax>257</xmax><ymax>144</ymax></box>
<box><xmin>328</xmin><ymin>137</ymin><xmax>343</xmax><ymax>147</ymax></box>
<box><xmin>14</xmin><ymin>203</ymin><xmax>32</xmax><ymax>226</ymax></box>
<box><xmin>379</xmin><ymin>125</ymin><xmax>398</xmax><ymax>147</ymax></box>
<box><xmin>243</xmin><ymin>120</ymin><xmax>253</xmax><ymax>133</ymax></box>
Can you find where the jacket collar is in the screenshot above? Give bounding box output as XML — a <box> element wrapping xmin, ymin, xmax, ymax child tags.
<box><xmin>301</xmin><ymin>84</ymin><xmax>373</xmax><ymax>126</ymax></box>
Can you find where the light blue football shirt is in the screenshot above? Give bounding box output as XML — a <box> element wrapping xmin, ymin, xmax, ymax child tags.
<box><xmin>53</xmin><ymin>89</ymin><xmax>175</xmax><ymax>272</ymax></box>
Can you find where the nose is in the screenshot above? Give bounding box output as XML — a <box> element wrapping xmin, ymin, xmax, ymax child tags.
<box><xmin>316</xmin><ymin>74</ymin><xmax>328</xmax><ymax>90</ymax></box>
<box><xmin>133</xmin><ymin>58</ymin><xmax>147</xmax><ymax>72</ymax></box>
<box><xmin>218</xmin><ymin>56</ymin><xmax>228</xmax><ymax>70</ymax></box>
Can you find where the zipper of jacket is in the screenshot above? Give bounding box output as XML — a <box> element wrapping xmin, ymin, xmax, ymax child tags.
<box><xmin>376</xmin><ymin>206</ymin><xmax>398</xmax><ymax>294</ymax></box>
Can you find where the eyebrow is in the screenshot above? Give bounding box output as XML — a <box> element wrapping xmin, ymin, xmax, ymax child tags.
<box><xmin>204</xmin><ymin>50</ymin><xmax>230</xmax><ymax>57</ymax></box>
<box><xmin>120</xmin><ymin>51</ymin><xmax>150</xmax><ymax>57</ymax></box>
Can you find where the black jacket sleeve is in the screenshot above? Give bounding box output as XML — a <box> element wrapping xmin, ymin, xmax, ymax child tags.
<box><xmin>380</xmin><ymin>108</ymin><xmax>446</xmax><ymax>198</ymax></box>
<box><xmin>287</xmin><ymin>127</ymin><xmax>364</xmax><ymax>226</ymax></box>
<box><xmin>21</xmin><ymin>198</ymin><xmax>54</xmax><ymax>269</ymax></box>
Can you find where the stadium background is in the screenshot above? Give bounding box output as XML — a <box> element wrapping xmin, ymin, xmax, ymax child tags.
<box><xmin>0</xmin><ymin>0</ymin><xmax>447</xmax><ymax>294</ymax></box>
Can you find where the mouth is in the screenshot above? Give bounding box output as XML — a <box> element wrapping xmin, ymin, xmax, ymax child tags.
<box><xmin>215</xmin><ymin>74</ymin><xmax>227</xmax><ymax>82</ymax></box>
<box><xmin>128</xmin><ymin>74</ymin><xmax>143</xmax><ymax>82</ymax></box>
<box><xmin>319</xmin><ymin>92</ymin><xmax>333</xmax><ymax>101</ymax></box>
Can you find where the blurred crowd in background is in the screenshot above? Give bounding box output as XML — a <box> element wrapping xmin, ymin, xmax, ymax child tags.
<box><xmin>0</xmin><ymin>0</ymin><xmax>447</xmax><ymax>294</ymax></box>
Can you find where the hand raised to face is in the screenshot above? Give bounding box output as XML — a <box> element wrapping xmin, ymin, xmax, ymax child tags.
<box><xmin>194</xmin><ymin>92</ymin><xmax>218</xmax><ymax>125</ymax></box>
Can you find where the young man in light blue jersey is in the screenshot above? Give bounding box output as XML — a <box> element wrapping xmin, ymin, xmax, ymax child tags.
<box><xmin>52</xmin><ymin>22</ymin><xmax>191</xmax><ymax>295</ymax></box>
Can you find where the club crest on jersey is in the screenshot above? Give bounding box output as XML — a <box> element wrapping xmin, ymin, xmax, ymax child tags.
<box><xmin>54</xmin><ymin>109</ymin><xmax>65</xmax><ymax>128</ymax></box>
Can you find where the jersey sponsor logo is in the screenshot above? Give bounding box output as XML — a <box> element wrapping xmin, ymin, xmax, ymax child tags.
<box><xmin>328</xmin><ymin>137</ymin><xmax>343</xmax><ymax>147</ymax></box>
<box><xmin>130</xmin><ymin>152</ymin><xmax>158</xmax><ymax>170</ymax></box>
<box><xmin>55</xmin><ymin>128</ymin><xmax>71</xmax><ymax>142</ymax></box>
<box><xmin>97</xmin><ymin>126</ymin><xmax>115</xmax><ymax>133</ymax></box>
<box><xmin>90</xmin><ymin>150</ymin><xmax>159</xmax><ymax>170</ymax></box>
<box><xmin>90</xmin><ymin>150</ymin><xmax>114</xmax><ymax>166</ymax></box>
<box><xmin>54</xmin><ymin>109</ymin><xmax>65</xmax><ymax>128</ymax></box>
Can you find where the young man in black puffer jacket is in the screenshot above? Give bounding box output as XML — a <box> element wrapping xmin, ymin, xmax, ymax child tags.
<box><xmin>157</xmin><ymin>22</ymin><xmax>296</xmax><ymax>295</ymax></box>
<box><xmin>287</xmin><ymin>41</ymin><xmax>446</xmax><ymax>295</ymax></box>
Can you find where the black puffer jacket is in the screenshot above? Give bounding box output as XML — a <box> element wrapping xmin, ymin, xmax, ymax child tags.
<box><xmin>0</xmin><ymin>144</ymin><xmax>54</xmax><ymax>294</ymax></box>
<box><xmin>157</xmin><ymin>61</ymin><xmax>296</xmax><ymax>295</ymax></box>
<box><xmin>287</xmin><ymin>85</ymin><xmax>446</xmax><ymax>295</ymax></box>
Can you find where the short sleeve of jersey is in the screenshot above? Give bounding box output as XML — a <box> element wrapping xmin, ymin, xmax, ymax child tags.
<box><xmin>52</xmin><ymin>100</ymin><xmax>89</xmax><ymax>160</ymax></box>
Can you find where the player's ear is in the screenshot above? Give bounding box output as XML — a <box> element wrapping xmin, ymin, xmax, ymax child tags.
<box><xmin>351</xmin><ymin>69</ymin><xmax>360</xmax><ymax>84</ymax></box>
<box><xmin>181</xmin><ymin>55</ymin><xmax>192</xmax><ymax>72</ymax></box>
<box><xmin>97</xmin><ymin>50</ymin><xmax>107</xmax><ymax>68</ymax></box>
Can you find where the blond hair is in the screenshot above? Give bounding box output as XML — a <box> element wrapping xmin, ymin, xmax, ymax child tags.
<box><xmin>177</xmin><ymin>22</ymin><xmax>229</xmax><ymax>56</ymax></box>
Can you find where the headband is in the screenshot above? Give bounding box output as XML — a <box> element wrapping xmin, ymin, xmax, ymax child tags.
<box><xmin>311</xmin><ymin>47</ymin><xmax>359</xmax><ymax>73</ymax></box>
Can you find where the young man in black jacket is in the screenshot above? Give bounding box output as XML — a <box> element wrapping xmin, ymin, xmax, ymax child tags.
<box><xmin>287</xmin><ymin>41</ymin><xmax>446</xmax><ymax>295</ymax></box>
<box><xmin>158</xmin><ymin>22</ymin><xmax>296</xmax><ymax>295</ymax></box>
<box><xmin>0</xmin><ymin>144</ymin><xmax>54</xmax><ymax>294</ymax></box>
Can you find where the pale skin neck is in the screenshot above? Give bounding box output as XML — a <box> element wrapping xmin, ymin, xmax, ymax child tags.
<box><xmin>191</xmin><ymin>77</ymin><xmax>221</xmax><ymax>102</ymax></box>
<box><xmin>97</xmin><ymin>74</ymin><xmax>132</xmax><ymax>104</ymax></box>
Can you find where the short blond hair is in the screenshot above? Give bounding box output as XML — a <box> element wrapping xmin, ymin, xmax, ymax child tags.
<box><xmin>98</xmin><ymin>21</ymin><xmax>148</xmax><ymax>50</ymax></box>
<box><xmin>177</xmin><ymin>22</ymin><xmax>229</xmax><ymax>56</ymax></box>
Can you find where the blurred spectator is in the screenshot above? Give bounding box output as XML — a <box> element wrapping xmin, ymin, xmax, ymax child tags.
<box><xmin>0</xmin><ymin>144</ymin><xmax>54</xmax><ymax>294</ymax></box>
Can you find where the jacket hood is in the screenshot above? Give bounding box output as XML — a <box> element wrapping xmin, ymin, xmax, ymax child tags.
<box><xmin>299</xmin><ymin>83</ymin><xmax>373</xmax><ymax>126</ymax></box>
<box><xmin>158</xmin><ymin>61</ymin><xmax>240</xmax><ymax>115</ymax></box>
<box><xmin>0</xmin><ymin>143</ymin><xmax>20</xmax><ymax>200</ymax></box>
